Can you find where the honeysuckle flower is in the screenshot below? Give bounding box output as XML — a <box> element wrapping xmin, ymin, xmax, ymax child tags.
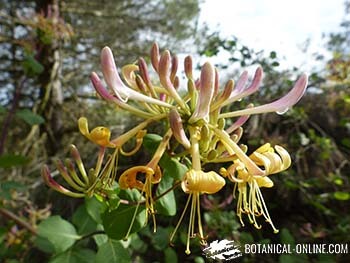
<box><xmin>41</xmin><ymin>42</ymin><xmax>309</xmax><ymax>254</ymax></box>
<box><xmin>220</xmin><ymin>144</ymin><xmax>291</xmax><ymax>233</ymax></box>
<box><xmin>118</xmin><ymin>129</ymin><xmax>172</xmax><ymax>238</ymax></box>
<box><xmin>78</xmin><ymin>117</ymin><xmax>116</xmax><ymax>147</ymax></box>
<box><xmin>119</xmin><ymin>164</ymin><xmax>162</xmax><ymax>234</ymax></box>
<box><xmin>170</xmin><ymin>169</ymin><xmax>226</xmax><ymax>255</ymax></box>
<box><xmin>100</xmin><ymin>46</ymin><xmax>172</xmax><ymax>108</ymax></box>
<box><xmin>250</xmin><ymin>143</ymin><xmax>291</xmax><ymax>175</ymax></box>
<box><xmin>219</xmin><ymin>73</ymin><xmax>308</xmax><ymax>118</ymax></box>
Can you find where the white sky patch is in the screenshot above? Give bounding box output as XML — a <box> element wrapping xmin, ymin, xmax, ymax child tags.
<box><xmin>199</xmin><ymin>0</ymin><xmax>345</xmax><ymax>71</ymax></box>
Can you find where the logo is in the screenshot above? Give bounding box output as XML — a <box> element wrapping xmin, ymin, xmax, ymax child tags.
<box><xmin>203</xmin><ymin>239</ymin><xmax>242</xmax><ymax>262</ymax></box>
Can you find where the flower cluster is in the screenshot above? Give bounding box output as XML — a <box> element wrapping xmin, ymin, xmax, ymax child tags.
<box><xmin>42</xmin><ymin>43</ymin><xmax>307</xmax><ymax>254</ymax></box>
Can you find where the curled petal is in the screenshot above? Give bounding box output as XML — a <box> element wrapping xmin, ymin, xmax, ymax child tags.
<box><xmin>181</xmin><ymin>169</ymin><xmax>225</xmax><ymax>194</ymax></box>
<box><xmin>221</xmin><ymin>74</ymin><xmax>308</xmax><ymax>118</ymax></box>
<box><xmin>118</xmin><ymin>166</ymin><xmax>157</xmax><ymax>190</ymax></box>
<box><xmin>275</xmin><ymin>145</ymin><xmax>291</xmax><ymax>170</ymax></box>
<box><xmin>254</xmin><ymin>176</ymin><xmax>274</xmax><ymax>188</ymax></box>
<box><xmin>121</xmin><ymin>64</ymin><xmax>139</xmax><ymax>89</ymax></box>
<box><xmin>120</xmin><ymin>130</ymin><xmax>147</xmax><ymax>156</ymax></box>
<box><xmin>78</xmin><ymin>117</ymin><xmax>116</xmax><ymax>147</ymax></box>
<box><xmin>250</xmin><ymin>152</ymin><xmax>273</xmax><ymax>174</ymax></box>
<box><xmin>250</xmin><ymin>144</ymin><xmax>291</xmax><ymax>174</ymax></box>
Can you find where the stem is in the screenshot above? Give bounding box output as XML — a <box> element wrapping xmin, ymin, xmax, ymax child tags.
<box><xmin>210</xmin><ymin>126</ymin><xmax>264</xmax><ymax>176</ymax></box>
<box><xmin>189</xmin><ymin>126</ymin><xmax>201</xmax><ymax>171</ymax></box>
<box><xmin>76</xmin><ymin>230</ymin><xmax>105</xmax><ymax>242</ymax></box>
<box><xmin>0</xmin><ymin>208</ymin><xmax>37</xmax><ymax>235</ymax></box>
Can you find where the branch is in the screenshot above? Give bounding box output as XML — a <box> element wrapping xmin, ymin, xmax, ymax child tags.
<box><xmin>0</xmin><ymin>208</ymin><xmax>37</xmax><ymax>235</ymax></box>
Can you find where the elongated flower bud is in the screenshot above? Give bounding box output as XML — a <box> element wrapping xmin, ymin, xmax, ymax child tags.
<box><xmin>151</xmin><ymin>42</ymin><xmax>160</xmax><ymax>72</ymax></box>
<box><xmin>189</xmin><ymin>62</ymin><xmax>215</xmax><ymax>123</ymax></box>
<box><xmin>169</xmin><ymin>108</ymin><xmax>190</xmax><ymax>149</ymax></box>
<box><xmin>184</xmin><ymin>56</ymin><xmax>193</xmax><ymax>79</ymax></box>
<box><xmin>41</xmin><ymin>165</ymin><xmax>84</xmax><ymax>198</ymax></box>
<box><xmin>159</xmin><ymin>50</ymin><xmax>188</xmax><ymax>111</ymax></box>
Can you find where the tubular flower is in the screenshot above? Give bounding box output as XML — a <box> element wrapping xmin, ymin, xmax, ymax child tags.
<box><xmin>220</xmin><ymin>144</ymin><xmax>291</xmax><ymax>233</ymax></box>
<box><xmin>78</xmin><ymin>117</ymin><xmax>116</xmax><ymax>148</ymax></box>
<box><xmin>41</xmin><ymin>42</ymin><xmax>308</xmax><ymax>254</ymax></box>
<box><xmin>118</xmin><ymin>130</ymin><xmax>172</xmax><ymax>238</ymax></box>
<box><xmin>170</xmin><ymin>169</ymin><xmax>225</xmax><ymax>255</ymax></box>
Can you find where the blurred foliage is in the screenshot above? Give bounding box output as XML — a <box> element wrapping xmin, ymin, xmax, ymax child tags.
<box><xmin>1</xmin><ymin>0</ymin><xmax>350</xmax><ymax>262</ymax></box>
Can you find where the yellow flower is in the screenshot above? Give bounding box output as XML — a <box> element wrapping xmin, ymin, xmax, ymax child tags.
<box><xmin>78</xmin><ymin>117</ymin><xmax>116</xmax><ymax>147</ymax></box>
<box><xmin>221</xmin><ymin>144</ymin><xmax>291</xmax><ymax>233</ymax></box>
<box><xmin>170</xmin><ymin>169</ymin><xmax>226</xmax><ymax>254</ymax></box>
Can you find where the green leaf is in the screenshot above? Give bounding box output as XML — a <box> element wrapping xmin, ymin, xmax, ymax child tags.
<box><xmin>118</xmin><ymin>188</ymin><xmax>142</xmax><ymax>202</ymax></box>
<box><xmin>152</xmin><ymin>226</ymin><xmax>171</xmax><ymax>251</ymax></box>
<box><xmin>160</xmin><ymin>156</ymin><xmax>188</xmax><ymax>180</ymax></box>
<box><xmin>143</xmin><ymin>134</ymin><xmax>162</xmax><ymax>153</ymax></box>
<box><xmin>94</xmin><ymin>239</ymin><xmax>131</xmax><ymax>263</ymax></box>
<box><xmin>72</xmin><ymin>205</ymin><xmax>97</xmax><ymax>235</ymax></box>
<box><xmin>37</xmin><ymin>216</ymin><xmax>81</xmax><ymax>254</ymax></box>
<box><xmin>280</xmin><ymin>228</ymin><xmax>295</xmax><ymax>246</ymax></box>
<box><xmin>16</xmin><ymin>109</ymin><xmax>45</xmax><ymax>125</ymax></box>
<box><xmin>49</xmin><ymin>248</ymin><xmax>96</xmax><ymax>263</ymax></box>
<box><xmin>333</xmin><ymin>191</ymin><xmax>350</xmax><ymax>201</ymax></box>
<box><xmin>164</xmin><ymin>247</ymin><xmax>178</xmax><ymax>263</ymax></box>
<box><xmin>92</xmin><ymin>224</ymin><xmax>108</xmax><ymax>248</ymax></box>
<box><xmin>155</xmin><ymin>174</ymin><xmax>176</xmax><ymax>216</ymax></box>
<box><xmin>34</xmin><ymin>236</ymin><xmax>56</xmax><ymax>254</ymax></box>
<box><xmin>85</xmin><ymin>196</ymin><xmax>107</xmax><ymax>224</ymax></box>
<box><xmin>22</xmin><ymin>54</ymin><xmax>44</xmax><ymax>76</ymax></box>
<box><xmin>0</xmin><ymin>154</ymin><xmax>29</xmax><ymax>168</ymax></box>
<box><xmin>102</xmin><ymin>204</ymin><xmax>146</xmax><ymax>240</ymax></box>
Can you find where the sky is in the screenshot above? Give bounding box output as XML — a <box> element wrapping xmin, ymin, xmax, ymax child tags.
<box><xmin>199</xmin><ymin>0</ymin><xmax>346</xmax><ymax>71</ymax></box>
